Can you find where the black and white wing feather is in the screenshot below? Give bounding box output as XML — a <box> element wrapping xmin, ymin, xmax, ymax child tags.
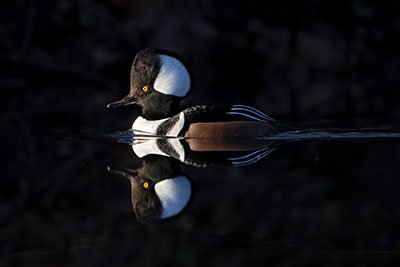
<box><xmin>227</xmin><ymin>146</ymin><xmax>278</xmax><ymax>166</ymax></box>
<box><xmin>181</xmin><ymin>104</ymin><xmax>292</xmax><ymax>132</ymax></box>
<box><xmin>227</xmin><ymin>105</ymin><xmax>276</xmax><ymax>123</ymax></box>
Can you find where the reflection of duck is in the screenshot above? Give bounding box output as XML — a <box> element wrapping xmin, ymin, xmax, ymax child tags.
<box><xmin>107</xmin><ymin>48</ymin><xmax>292</xmax><ymax>139</ymax></box>
<box><xmin>108</xmin><ymin>155</ymin><xmax>194</xmax><ymax>223</ymax></box>
<box><xmin>131</xmin><ymin>136</ymin><xmax>280</xmax><ymax>167</ymax></box>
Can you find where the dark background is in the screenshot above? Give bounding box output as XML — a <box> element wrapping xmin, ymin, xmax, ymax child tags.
<box><xmin>2</xmin><ymin>0</ymin><xmax>400</xmax><ymax>266</ymax></box>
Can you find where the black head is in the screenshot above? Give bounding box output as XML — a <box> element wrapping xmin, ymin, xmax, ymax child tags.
<box><xmin>107</xmin><ymin>48</ymin><xmax>194</xmax><ymax>120</ymax></box>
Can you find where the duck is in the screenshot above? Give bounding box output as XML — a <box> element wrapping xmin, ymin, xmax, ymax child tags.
<box><xmin>107</xmin><ymin>48</ymin><xmax>292</xmax><ymax>139</ymax></box>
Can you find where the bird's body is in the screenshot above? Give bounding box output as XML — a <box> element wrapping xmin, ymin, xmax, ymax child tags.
<box><xmin>107</xmin><ymin>48</ymin><xmax>291</xmax><ymax>141</ymax></box>
<box><xmin>130</xmin><ymin>104</ymin><xmax>284</xmax><ymax>138</ymax></box>
<box><xmin>185</xmin><ymin>121</ymin><xmax>276</xmax><ymax>139</ymax></box>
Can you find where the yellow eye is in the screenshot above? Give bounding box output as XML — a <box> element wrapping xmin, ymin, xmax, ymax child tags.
<box><xmin>143</xmin><ymin>182</ymin><xmax>149</xmax><ymax>189</ymax></box>
<box><xmin>142</xmin><ymin>86</ymin><xmax>148</xmax><ymax>92</ymax></box>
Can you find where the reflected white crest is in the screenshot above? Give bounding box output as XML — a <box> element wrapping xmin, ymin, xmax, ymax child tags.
<box><xmin>154</xmin><ymin>176</ymin><xmax>192</xmax><ymax>219</ymax></box>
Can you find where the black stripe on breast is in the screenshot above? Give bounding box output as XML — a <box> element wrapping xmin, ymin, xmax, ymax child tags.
<box><xmin>156</xmin><ymin>115</ymin><xmax>181</xmax><ymax>136</ymax></box>
<box><xmin>156</xmin><ymin>139</ymin><xmax>180</xmax><ymax>159</ymax></box>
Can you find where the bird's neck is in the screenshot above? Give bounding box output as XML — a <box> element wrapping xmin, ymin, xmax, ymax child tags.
<box><xmin>141</xmin><ymin>99</ymin><xmax>181</xmax><ymax>120</ymax></box>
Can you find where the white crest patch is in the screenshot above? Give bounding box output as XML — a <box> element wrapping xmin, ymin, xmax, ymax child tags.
<box><xmin>154</xmin><ymin>176</ymin><xmax>192</xmax><ymax>219</ymax></box>
<box><xmin>154</xmin><ymin>55</ymin><xmax>191</xmax><ymax>97</ymax></box>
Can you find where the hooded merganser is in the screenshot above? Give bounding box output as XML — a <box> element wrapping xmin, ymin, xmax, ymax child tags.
<box><xmin>107</xmin><ymin>48</ymin><xmax>292</xmax><ymax>138</ymax></box>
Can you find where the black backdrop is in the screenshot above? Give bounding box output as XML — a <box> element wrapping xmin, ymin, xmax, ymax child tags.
<box><xmin>2</xmin><ymin>1</ymin><xmax>400</xmax><ymax>266</ymax></box>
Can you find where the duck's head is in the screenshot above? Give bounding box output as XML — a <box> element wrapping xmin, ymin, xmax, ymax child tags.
<box><xmin>107</xmin><ymin>48</ymin><xmax>193</xmax><ymax>120</ymax></box>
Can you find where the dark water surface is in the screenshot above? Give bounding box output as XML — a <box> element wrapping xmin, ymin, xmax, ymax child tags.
<box><xmin>2</xmin><ymin>125</ymin><xmax>400</xmax><ymax>266</ymax></box>
<box><xmin>3</xmin><ymin>0</ymin><xmax>400</xmax><ymax>265</ymax></box>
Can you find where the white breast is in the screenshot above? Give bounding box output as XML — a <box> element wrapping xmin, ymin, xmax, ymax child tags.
<box><xmin>132</xmin><ymin>139</ymin><xmax>169</xmax><ymax>158</ymax></box>
<box><xmin>132</xmin><ymin>113</ymin><xmax>185</xmax><ymax>136</ymax></box>
<box><xmin>168</xmin><ymin>112</ymin><xmax>185</xmax><ymax>136</ymax></box>
<box><xmin>131</xmin><ymin>138</ymin><xmax>185</xmax><ymax>162</ymax></box>
<box><xmin>132</xmin><ymin>116</ymin><xmax>168</xmax><ymax>134</ymax></box>
<box><xmin>153</xmin><ymin>55</ymin><xmax>191</xmax><ymax>97</ymax></box>
<box><xmin>131</xmin><ymin>113</ymin><xmax>186</xmax><ymax>161</ymax></box>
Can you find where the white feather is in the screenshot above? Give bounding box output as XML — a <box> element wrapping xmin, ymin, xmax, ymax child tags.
<box><xmin>131</xmin><ymin>138</ymin><xmax>185</xmax><ymax>162</ymax></box>
<box><xmin>168</xmin><ymin>139</ymin><xmax>185</xmax><ymax>162</ymax></box>
<box><xmin>154</xmin><ymin>55</ymin><xmax>191</xmax><ymax>97</ymax></box>
<box><xmin>131</xmin><ymin>113</ymin><xmax>186</xmax><ymax>161</ymax></box>
<box><xmin>131</xmin><ymin>112</ymin><xmax>185</xmax><ymax>136</ymax></box>
<box><xmin>154</xmin><ymin>176</ymin><xmax>192</xmax><ymax>219</ymax></box>
<box><xmin>168</xmin><ymin>112</ymin><xmax>185</xmax><ymax>136</ymax></box>
<box><xmin>132</xmin><ymin>116</ymin><xmax>168</xmax><ymax>134</ymax></box>
<box><xmin>132</xmin><ymin>139</ymin><xmax>169</xmax><ymax>158</ymax></box>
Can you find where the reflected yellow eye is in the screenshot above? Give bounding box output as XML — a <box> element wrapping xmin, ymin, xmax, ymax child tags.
<box><xmin>142</xmin><ymin>86</ymin><xmax>148</xmax><ymax>92</ymax></box>
<box><xmin>143</xmin><ymin>182</ymin><xmax>149</xmax><ymax>189</ymax></box>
